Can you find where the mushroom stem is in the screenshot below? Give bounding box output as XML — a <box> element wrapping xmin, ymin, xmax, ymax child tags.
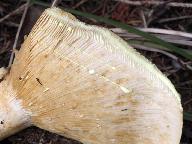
<box><xmin>0</xmin><ymin>79</ymin><xmax>30</xmax><ymax>140</ymax></box>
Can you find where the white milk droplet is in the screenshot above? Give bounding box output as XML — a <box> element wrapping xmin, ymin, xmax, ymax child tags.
<box><xmin>120</xmin><ymin>86</ymin><xmax>130</xmax><ymax>93</ymax></box>
<box><xmin>43</xmin><ymin>88</ymin><xmax>50</xmax><ymax>92</ymax></box>
<box><xmin>89</xmin><ymin>69</ymin><xmax>95</xmax><ymax>74</ymax></box>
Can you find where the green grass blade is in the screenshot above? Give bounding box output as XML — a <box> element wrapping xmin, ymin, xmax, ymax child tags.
<box><xmin>31</xmin><ymin>0</ymin><xmax>50</xmax><ymax>7</ymax></box>
<box><xmin>184</xmin><ymin>112</ymin><xmax>192</xmax><ymax>121</ymax></box>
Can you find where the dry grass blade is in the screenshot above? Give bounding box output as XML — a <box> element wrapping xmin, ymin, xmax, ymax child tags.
<box><xmin>158</xmin><ymin>15</ymin><xmax>192</xmax><ymax>23</ymax></box>
<box><xmin>51</xmin><ymin>0</ymin><xmax>61</xmax><ymax>7</ymax></box>
<box><xmin>72</xmin><ymin>0</ymin><xmax>89</xmax><ymax>9</ymax></box>
<box><xmin>114</xmin><ymin>0</ymin><xmax>192</xmax><ymax>8</ymax></box>
<box><xmin>140</xmin><ymin>28</ymin><xmax>192</xmax><ymax>39</ymax></box>
<box><xmin>8</xmin><ymin>0</ymin><xmax>30</xmax><ymax>67</ymax></box>
<box><xmin>112</xmin><ymin>28</ymin><xmax>192</xmax><ymax>39</ymax></box>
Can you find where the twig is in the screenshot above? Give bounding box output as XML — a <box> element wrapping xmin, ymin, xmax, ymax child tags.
<box><xmin>0</xmin><ymin>41</ymin><xmax>11</xmax><ymax>55</ymax></box>
<box><xmin>114</xmin><ymin>0</ymin><xmax>192</xmax><ymax>8</ymax></box>
<box><xmin>132</xmin><ymin>44</ymin><xmax>179</xmax><ymax>60</ymax></box>
<box><xmin>3</xmin><ymin>21</ymin><xmax>19</xmax><ymax>27</ymax></box>
<box><xmin>72</xmin><ymin>0</ymin><xmax>89</xmax><ymax>9</ymax></box>
<box><xmin>8</xmin><ymin>1</ymin><xmax>30</xmax><ymax>67</ymax></box>
<box><xmin>0</xmin><ymin>4</ymin><xmax>27</xmax><ymax>23</ymax></box>
<box><xmin>146</xmin><ymin>4</ymin><xmax>169</xmax><ymax>26</ymax></box>
<box><xmin>51</xmin><ymin>0</ymin><xmax>61</xmax><ymax>7</ymax></box>
<box><xmin>184</xmin><ymin>98</ymin><xmax>192</xmax><ymax>105</ymax></box>
<box><xmin>158</xmin><ymin>15</ymin><xmax>192</xmax><ymax>23</ymax></box>
<box><xmin>140</xmin><ymin>10</ymin><xmax>147</xmax><ymax>28</ymax></box>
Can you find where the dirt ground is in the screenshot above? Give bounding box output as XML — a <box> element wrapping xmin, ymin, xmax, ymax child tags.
<box><xmin>0</xmin><ymin>0</ymin><xmax>192</xmax><ymax>143</ymax></box>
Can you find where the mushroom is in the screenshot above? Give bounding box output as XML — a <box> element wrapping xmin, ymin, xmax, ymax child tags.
<box><xmin>0</xmin><ymin>7</ymin><xmax>182</xmax><ymax>144</ymax></box>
